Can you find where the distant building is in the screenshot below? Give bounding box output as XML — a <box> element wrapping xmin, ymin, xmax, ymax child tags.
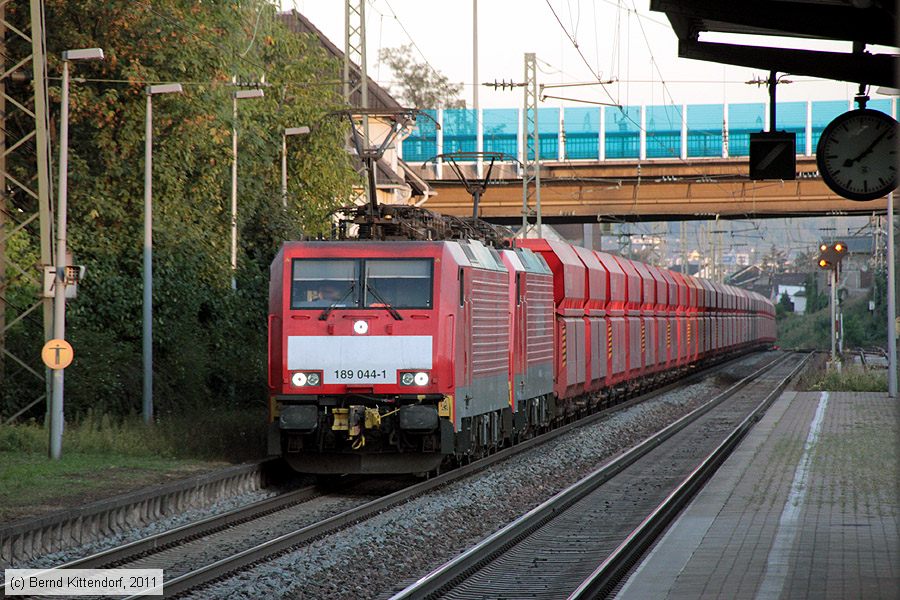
<box><xmin>773</xmin><ymin>273</ymin><xmax>808</xmax><ymax>313</ymax></box>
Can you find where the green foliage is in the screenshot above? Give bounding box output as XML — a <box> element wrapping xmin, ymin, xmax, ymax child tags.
<box><xmin>1</xmin><ymin>1</ymin><xmax>359</xmax><ymax>418</ymax></box>
<box><xmin>775</xmin><ymin>291</ymin><xmax>794</xmax><ymax>317</ymax></box>
<box><xmin>803</xmin><ymin>272</ymin><xmax>828</xmax><ymax>313</ymax></box>
<box><xmin>0</xmin><ymin>406</ymin><xmax>265</xmax><ymax>460</ymax></box>
<box><xmin>777</xmin><ymin>294</ymin><xmax>888</xmax><ymax>351</ymax></box>
<box><xmin>808</xmin><ymin>365</ymin><xmax>888</xmax><ymax>392</ymax></box>
<box><xmin>378</xmin><ymin>44</ymin><xmax>466</xmax><ymax>109</ymax></box>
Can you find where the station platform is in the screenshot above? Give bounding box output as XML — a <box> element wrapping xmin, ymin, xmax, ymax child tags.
<box><xmin>617</xmin><ymin>391</ymin><xmax>899</xmax><ymax>600</ymax></box>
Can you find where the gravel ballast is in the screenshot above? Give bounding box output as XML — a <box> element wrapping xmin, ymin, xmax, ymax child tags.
<box><xmin>188</xmin><ymin>352</ymin><xmax>776</xmax><ymax>599</ymax></box>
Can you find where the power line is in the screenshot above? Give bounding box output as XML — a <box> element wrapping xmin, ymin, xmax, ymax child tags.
<box><xmin>542</xmin><ymin>0</ymin><xmax>768</xmax><ymax>207</ymax></box>
<box><xmin>239</xmin><ymin>3</ymin><xmax>267</xmax><ymax>58</ymax></box>
<box><xmin>545</xmin><ymin>0</ymin><xmax>615</xmax><ymax>105</ymax></box>
<box><xmin>596</xmin><ymin>0</ymin><xmax>671</xmax><ymax>28</ymax></box>
<box><xmin>372</xmin><ymin>0</ymin><xmax>438</xmax><ymax>75</ymax></box>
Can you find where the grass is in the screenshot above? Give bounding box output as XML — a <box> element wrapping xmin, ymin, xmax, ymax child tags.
<box><xmin>0</xmin><ymin>407</ymin><xmax>268</xmax><ymax>523</ymax></box>
<box><xmin>805</xmin><ymin>364</ymin><xmax>888</xmax><ymax>392</ymax></box>
<box><xmin>0</xmin><ymin>453</ymin><xmax>216</xmax><ymax>522</ymax></box>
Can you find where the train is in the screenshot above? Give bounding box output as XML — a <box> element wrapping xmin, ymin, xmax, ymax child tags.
<box><xmin>266</xmin><ymin>237</ymin><xmax>775</xmax><ymax>474</ymax></box>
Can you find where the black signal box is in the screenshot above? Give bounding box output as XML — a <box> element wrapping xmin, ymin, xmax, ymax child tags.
<box><xmin>749</xmin><ymin>132</ymin><xmax>796</xmax><ymax>180</ymax></box>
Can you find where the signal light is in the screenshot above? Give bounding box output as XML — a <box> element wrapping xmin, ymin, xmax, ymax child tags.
<box><xmin>816</xmin><ymin>241</ymin><xmax>848</xmax><ymax>271</ymax></box>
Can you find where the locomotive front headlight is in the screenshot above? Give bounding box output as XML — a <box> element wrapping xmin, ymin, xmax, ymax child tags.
<box><xmin>291</xmin><ymin>372</ymin><xmax>307</xmax><ymax>387</ymax></box>
<box><xmin>413</xmin><ymin>372</ymin><xmax>429</xmax><ymax>386</ymax></box>
<box><xmin>400</xmin><ymin>372</ymin><xmax>416</xmax><ymax>386</ymax></box>
<box><xmin>306</xmin><ymin>372</ymin><xmax>320</xmax><ymax>386</ymax></box>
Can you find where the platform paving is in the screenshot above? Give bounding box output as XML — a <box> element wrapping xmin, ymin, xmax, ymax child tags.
<box><xmin>617</xmin><ymin>390</ymin><xmax>899</xmax><ymax>600</ymax></box>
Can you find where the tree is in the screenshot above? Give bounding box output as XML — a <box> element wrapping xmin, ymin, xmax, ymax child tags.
<box><xmin>1</xmin><ymin>0</ymin><xmax>360</xmax><ymax>418</ymax></box>
<box><xmin>378</xmin><ymin>44</ymin><xmax>465</xmax><ymax>109</ymax></box>
<box><xmin>776</xmin><ymin>291</ymin><xmax>794</xmax><ymax>316</ymax></box>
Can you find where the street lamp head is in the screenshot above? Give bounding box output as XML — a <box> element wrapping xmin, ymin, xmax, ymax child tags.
<box><xmin>233</xmin><ymin>89</ymin><xmax>264</xmax><ymax>100</ymax></box>
<box><xmin>285</xmin><ymin>126</ymin><xmax>311</xmax><ymax>136</ymax></box>
<box><xmin>62</xmin><ymin>48</ymin><xmax>104</xmax><ymax>62</ymax></box>
<box><xmin>148</xmin><ymin>83</ymin><xmax>183</xmax><ymax>96</ymax></box>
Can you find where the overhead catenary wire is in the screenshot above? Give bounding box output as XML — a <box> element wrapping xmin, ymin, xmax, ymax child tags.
<box><xmin>239</xmin><ymin>3</ymin><xmax>266</xmax><ymax>58</ymax></box>
<box><xmin>542</xmin><ymin>0</ymin><xmax>784</xmax><ymax>207</ymax></box>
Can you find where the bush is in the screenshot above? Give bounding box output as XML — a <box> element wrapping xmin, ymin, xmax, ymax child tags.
<box><xmin>0</xmin><ymin>407</ymin><xmax>266</xmax><ymax>462</ymax></box>
<box><xmin>808</xmin><ymin>365</ymin><xmax>888</xmax><ymax>392</ymax></box>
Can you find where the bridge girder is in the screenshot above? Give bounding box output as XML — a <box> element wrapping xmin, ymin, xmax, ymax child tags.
<box><xmin>417</xmin><ymin>157</ymin><xmax>887</xmax><ymax>223</ymax></box>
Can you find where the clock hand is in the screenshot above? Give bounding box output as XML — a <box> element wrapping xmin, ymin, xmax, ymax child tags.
<box><xmin>842</xmin><ymin>128</ymin><xmax>890</xmax><ymax>167</ymax></box>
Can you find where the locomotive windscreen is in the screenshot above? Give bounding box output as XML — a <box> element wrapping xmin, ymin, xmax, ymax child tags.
<box><xmin>364</xmin><ymin>259</ymin><xmax>432</xmax><ymax>308</ymax></box>
<box><xmin>290</xmin><ymin>258</ymin><xmax>433</xmax><ymax>310</ymax></box>
<box><xmin>291</xmin><ymin>259</ymin><xmax>358</xmax><ymax>308</ymax></box>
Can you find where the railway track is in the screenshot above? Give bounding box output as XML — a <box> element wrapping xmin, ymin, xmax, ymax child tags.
<box><xmin>3</xmin><ymin>351</ymin><xmax>776</xmax><ymax>599</ymax></box>
<box><xmin>389</xmin><ymin>351</ymin><xmax>810</xmax><ymax>600</ymax></box>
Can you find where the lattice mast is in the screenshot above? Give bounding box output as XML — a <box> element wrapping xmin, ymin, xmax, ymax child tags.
<box><xmin>521</xmin><ymin>53</ymin><xmax>541</xmax><ymax>238</ymax></box>
<box><xmin>344</xmin><ymin>0</ymin><xmax>378</xmax><ymax>213</ymax></box>
<box><xmin>0</xmin><ymin>0</ymin><xmax>54</xmax><ymax>422</ymax></box>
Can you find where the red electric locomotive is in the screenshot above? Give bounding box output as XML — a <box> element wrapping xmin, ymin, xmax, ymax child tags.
<box><xmin>267</xmin><ymin>239</ymin><xmax>553</xmax><ymax>474</ymax></box>
<box><xmin>267</xmin><ymin>237</ymin><xmax>775</xmax><ymax>475</ymax></box>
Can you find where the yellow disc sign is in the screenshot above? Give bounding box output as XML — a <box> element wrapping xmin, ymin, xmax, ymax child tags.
<box><xmin>42</xmin><ymin>339</ymin><xmax>74</xmax><ymax>370</ymax></box>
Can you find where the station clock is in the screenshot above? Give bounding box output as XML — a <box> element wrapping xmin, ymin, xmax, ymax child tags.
<box><xmin>816</xmin><ymin>108</ymin><xmax>898</xmax><ymax>202</ymax></box>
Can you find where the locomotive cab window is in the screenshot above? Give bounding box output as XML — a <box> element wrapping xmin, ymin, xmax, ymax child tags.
<box><xmin>291</xmin><ymin>259</ymin><xmax>360</xmax><ymax>309</ymax></box>
<box><xmin>364</xmin><ymin>259</ymin><xmax>433</xmax><ymax>309</ymax></box>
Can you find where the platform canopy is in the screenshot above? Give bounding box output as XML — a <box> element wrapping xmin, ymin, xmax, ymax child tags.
<box><xmin>649</xmin><ymin>0</ymin><xmax>898</xmax><ymax>88</ymax></box>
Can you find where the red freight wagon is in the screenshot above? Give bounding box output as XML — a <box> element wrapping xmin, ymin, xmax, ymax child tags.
<box><xmin>668</xmin><ymin>270</ymin><xmax>690</xmax><ymax>367</ymax></box>
<box><xmin>613</xmin><ymin>256</ymin><xmax>644</xmax><ymax>379</ymax></box>
<box><xmin>571</xmin><ymin>246</ymin><xmax>608</xmax><ymax>395</ymax></box>
<box><xmin>684</xmin><ymin>275</ymin><xmax>703</xmax><ymax>363</ymax></box>
<box><xmin>645</xmin><ymin>265</ymin><xmax>671</xmax><ymax>371</ymax></box>
<box><xmin>658</xmin><ymin>268</ymin><xmax>680</xmax><ymax>368</ymax></box>
<box><xmin>516</xmin><ymin>239</ymin><xmax>587</xmax><ymax>402</ymax></box>
<box><xmin>698</xmin><ymin>278</ymin><xmax>717</xmax><ymax>356</ymax></box>
<box><xmin>594</xmin><ymin>252</ymin><xmax>629</xmax><ymax>386</ymax></box>
<box><xmin>630</xmin><ymin>259</ymin><xmax>658</xmax><ymax>373</ymax></box>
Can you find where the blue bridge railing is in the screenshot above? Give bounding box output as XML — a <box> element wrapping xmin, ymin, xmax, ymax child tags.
<box><xmin>401</xmin><ymin>99</ymin><xmax>896</xmax><ymax>164</ymax></box>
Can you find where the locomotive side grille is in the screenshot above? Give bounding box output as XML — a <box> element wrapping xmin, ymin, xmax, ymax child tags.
<box><xmin>470</xmin><ymin>270</ymin><xmax>510</xmax><ymax>377</ymax></box>
<box><xmin>525</xmin><ymin>275</ymin><xmax>555</xmax><ymax>364</ymax></box>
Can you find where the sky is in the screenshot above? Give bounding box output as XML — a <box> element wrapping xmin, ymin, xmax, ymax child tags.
<box><xmin>281</xmin><ymin>0</ymin><xmax>891</xmax><ymax>111</ymax></box>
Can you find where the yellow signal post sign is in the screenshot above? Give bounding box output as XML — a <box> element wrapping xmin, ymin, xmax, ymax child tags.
<box><xmin>42</xmin><ymin>339</ymin><xmax>74</xmax><ymax>370</ymax></box>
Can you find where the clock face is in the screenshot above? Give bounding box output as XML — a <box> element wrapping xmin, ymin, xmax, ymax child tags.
<box><xmin>816</xmin><ymin>108</ymin><xmax>898</xmax><ymax>202</ymax></box>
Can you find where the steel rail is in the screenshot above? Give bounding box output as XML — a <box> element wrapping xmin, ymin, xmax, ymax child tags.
<box><xmin>568</xmin><ymin>351</ymin><xmax>812</xmax><ymax>599</ymax></box>
<box><xmin>389</xmin><ymin>351</ymin><xmax>803</xmax><ymax>600</ymax></box>
<box><xmin>122</xmin><ymin>350</ymin><xmax>774</xmax><ymax>599</ymax></box>
<box><xmin>36</xmin><ymin>484</ymin><xmax>322</xmax><ymax>572</ymax></box>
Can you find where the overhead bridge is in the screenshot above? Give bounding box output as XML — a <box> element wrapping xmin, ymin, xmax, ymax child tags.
<box><xmin>411</xmin><ymin>157</ymin><xmax>887</xmax><ymax>224</ymax></box>
<box><xmin>400</xmin><ymin>99</ymin><xmax>896</xmax><ymax>223</ymax></box>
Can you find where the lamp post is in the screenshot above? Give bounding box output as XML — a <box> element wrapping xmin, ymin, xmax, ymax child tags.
<box><xmin>50</xmin><ymin>47</ymin><xmax>104</xmax><ymax>460</ymax></box>
<box><xmin>887</xmin><ymin>191</ymin><xmax>897</xmax><ymax>397</ymax></box>
<box><xmin>281</xmin><ymin>126</ymin><xmax>310</xmax><ymax>209</ymax></box>
<box><xmin>230</xmin><ymin>88</ymin><xmax>264</xmax><ymax>290</ymax></box>
<box><xmin>143</xmin><ymin>83</ymin><xmax>182</xmax><ymax>425</ymax></box>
